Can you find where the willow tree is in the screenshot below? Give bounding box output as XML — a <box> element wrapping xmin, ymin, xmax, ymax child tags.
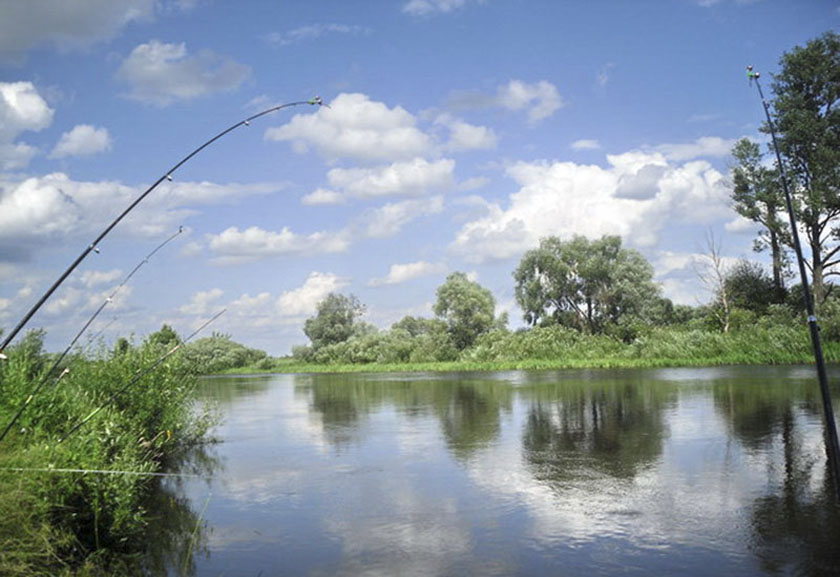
<box><xmin>513</xmin><ymin>235</ymin><xmax>662</xmax><ymax>335</ymax></box>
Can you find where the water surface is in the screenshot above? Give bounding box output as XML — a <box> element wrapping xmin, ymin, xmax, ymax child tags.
<box><xmin>156</xmin><ymin>366</ymin><xmax>840</xmax><ymax>576</ymax></box>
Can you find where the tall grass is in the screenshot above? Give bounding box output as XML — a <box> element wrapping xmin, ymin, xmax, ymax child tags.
<box><xmin>0</xmin><ymin>332</ymin><xmax>216</xmax><ymax>575</ymax></box>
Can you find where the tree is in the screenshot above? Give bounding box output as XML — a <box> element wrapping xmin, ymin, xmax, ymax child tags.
<box><xmin>303</xmin><ymin>293</ymin><xmax>366</xmax><ymax>350</ymax></box>
<box><xmin>730</xmin><ymin>138</ymin><xmax>788</xmax><ymax>296</ymax></box>
<box><xmin>147</xmin><ymin>324</ymin><xmax>180</xmax><ymax>348</ymax></box>
<box><xmin>695</xmin><ymin>231</ymin><xmax>732</xmax><ymax>333</ymax></box>
<box><xmin>724</xmin><ymin>260</ymin><xmax>782</xmax><ymax>316</ymax></box>
<box><xmin>433</xmin><ymin>272</ymin><xmax>497</xmax><ymax>351</ymax></box>
<box><xmin>513</xmin><ymin>235</ymin><xmax>662</xmax><ymax>334</ymax></box>
<box><xmin>769</xmin><ymin>31</ymin><xmax>840</xmax><ymax>308</ymax></box>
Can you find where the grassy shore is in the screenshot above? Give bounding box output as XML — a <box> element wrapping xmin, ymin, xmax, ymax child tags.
<box><xmin>0</xmin><ymin>334</ymin><xmax>215</xmax><ymax>576</ymax></box>
<box><xmin>219</xmin><ymin>325</ymin><xmax>840</xmax><ymax>375</ymax></box>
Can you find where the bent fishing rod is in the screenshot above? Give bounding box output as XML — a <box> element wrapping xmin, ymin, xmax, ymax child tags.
<box><xmin>0</xmin><ymin>97</ymin><xmax>325</xmax><ymax>356</ymax></box>
<box><xmin>0</xmin><ymin>227</ymin><xmax>184</xmax><ymax>444</ymax></box>
<box><xmin>747</xmin><ymin>65</ymin><xmax>840</xmax><ymax>496</ymax></box>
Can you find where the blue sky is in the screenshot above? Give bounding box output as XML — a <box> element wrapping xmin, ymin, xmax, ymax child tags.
<box><xmin>0</xmin><ymin>0</ymin><xmax>837</xmax><ymax>355</ymax></box>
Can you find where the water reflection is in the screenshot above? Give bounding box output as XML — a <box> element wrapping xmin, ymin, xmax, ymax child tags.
<box><xmin>143</xmin><ymin>367</ymin><xmax>840</xmax><ymax>576</ymax></box>
<box><xmin>522</xmin><ymin>380</ymin><xmax>674</xmax><ymax>483</ymax></box>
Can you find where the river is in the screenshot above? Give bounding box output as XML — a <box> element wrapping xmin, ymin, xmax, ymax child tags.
<box><xmin>146</xmin><ymin>365</ymin><xmax>840</xmax><ymax>576</ymax></box>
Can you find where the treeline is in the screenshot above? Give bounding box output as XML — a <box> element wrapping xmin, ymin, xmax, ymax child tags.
<box><xmin>283</xmin><ymin>233</ymin><xmax>840</xmax><ymax>369</ymax></box>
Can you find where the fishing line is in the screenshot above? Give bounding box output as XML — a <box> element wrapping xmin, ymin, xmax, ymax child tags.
<box><xmin>0</xmin><ymin>97</ymin><xmax>326</xmax><ymax>355</ymax></box>
<box><xmin>57</xmin><ymin>309</ymin><xmax>226</xmax><ymax>444</ymax></box>
<box><xmin>747</xmin><ymin>65</ymin><xmax>840</xmax><ymax>497</ymax></box>
<box><xmin>0</xmin><ymin>467</ymin><xmax>206</xmax><ymax>479</ymax></box>
<box><xmin>0</xmin><ymin>227</ymin><xmax>185</xmax><ymax>444</ymax></box>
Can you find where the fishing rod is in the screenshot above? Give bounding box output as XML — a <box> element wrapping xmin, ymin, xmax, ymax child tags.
<box><xmin>0</xmin><ymin>97</ymin><xmax>326</xmax><ymax>356</ymax></box>
<box><xmin>57</xmin><ymin>309</ymin><xmax>225</xmax><ymax>444</ymax></box>
<box><xmin>747</xmin><ymin>65</ymin><xmax>840</xmax><ymax>496</ymax></box>
<box><xmin>0</xmin><ymin>227</ymin><xmax>185</xmax><ymax>444</ymax></box>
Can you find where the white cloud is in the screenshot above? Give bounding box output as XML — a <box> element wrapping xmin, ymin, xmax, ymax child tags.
<box><xmin>361</xmin><ymin>195</ymin><xmax>444</xmax><ymax>238</ymax></box>
<box><xmin>369</xmin><ymin>261</ymin><xmax>447</xmax><ymax>286</ymax></box>
<box><xmin>301</xmin><ymin>188</ymin><xmax>345</xmax><ymax>206</ymax></box>
<box><xmin>0</xmin><ymin>82</ymin><xmax>54</xmax><ymax>168</ymax></box>
<box><xmin>116</xmin><ymin>40</ymin><xmax>251</xmax><ymax>106</ymax></box>
<box><xmin>435</xmin><ymin>114</ymin><xmax>497</xmax><ymax>152</ymax></box>
<box><xmin>597</xmin><ymin>62</ymin><xmax>615</xmax><ymax>88</ymax></box>
<box><xmin>0</xmin><ymin>0</ymin><xmax>155</xmax><ymax>60</ymax></box>
<box><xmin>80</xmin><ymin>269</ymin><xmax>123</xmax><ymax>288</ymax></box>
<box><xmin>207</xmin><ymin>226</ymin><xmax>349</xmax><ymax>265</ymax></box>
<box><xmin>179</xmin><ymin>288</ymin><xmax>224</xmax><ymax>315</ymax></box>
<box><xmin>448</xmin><ymin>80</ymin><xmax>564</xmax><ymax>124</ymax></box>
<box><xmin>50</xmin><ymin>124</ymin><xmax>112</xmax><ymax>158</ymax></box>
<box><xmin>265</xmin><ymin>93</ymin><xmax>433</xmax><ymax>162</ymax></box>
<box><xmin>326</xmin><ymin>158</ymin><xmax>455</xmax><ymax>200</ymax></box>
<box><xmin>275</xmin><ymin>272</ymin><xmax>348</xmax><ymax>317</ymax></box>
<box><xmin>403</xmin><ymin>0</ymin><xmax>483</xmax><ymax>15</ymax></box>
<box><xmin>0</xmin><ymin>173</ymin><xmax>281</xmax><ymax>262</ymax></box>
<box><xmin>263</xmin><ymin>23</ymin><xmax>370</xmax><ymax>46</ymax></box>
<box><xmin>656</xmin><ymin>136</ymin><xmax>738</xmax><ymax>162</ymax></box>
<box><xmin>497</xmin><ymin>80</ymin><xmax>563</xmax><ymax>123</ymax></box>
<box><xmin>571</xmin><ymin>139</ymin><xmax>600</xmax><ymax>150</ymax></box>
<box><xmin>451</xmin><ymin>150</ymin><xmax>731</xmax><ymax>263</ymax></box>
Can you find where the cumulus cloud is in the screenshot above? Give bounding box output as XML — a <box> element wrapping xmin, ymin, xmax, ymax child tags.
<box><xmin>0</xmin><ymin>0</ymin><xmax>155</xmax><ymax>61</ymax></box>
<box><xmin>403</xmin><ymin>0</ymin><xmax>483</xmax><ymax>15</ymax></box>
<box><xmin>571</xmin><ymin>139</ymin><xmax>601</xmax><ymax>151</ymax></box>
<box><xmin>116</xmin><ymin>40</ymin><xmax>251</xmax><ymax>106</ymax></box>
<box><xmin>226</xmin><ymin>271</ymin><xmax>348</xmax><ymax>329</ymax></box>
<box><xmin>263</xmin><ymin>23</ymin><xmax>371</xmax><ymax>46</ymax></box>
<box><xmin>448</xmin><ymin>80</ymin><xmax>564</xmax><ymax>124</ymax></box>
<box><xmin>0</xmin><ymin>82</ymin><xmax>54</xmax><ymax>168</ymax></box>
<box><xmin>206</xmin><ymin>226</ymin><xmax>349</xmax><ymax>265</ymax></box>
<box><xmin>451</xmin><ymin>149</ymin><xmax>731</xmax><ymax>263</ymax></box>
<box><xmin>50</xmin><ymin>124</ymin><xmax>112</xmax><ymax>158</ymax></box>
<box><xmin>360</xmin><ymin>195</ymin><xmax>444</xmax><ymax>238</ymax></box>
<box><xmin>301</xmin><ymin>188</ymin><xmax>345</xmax><ymax>206</ymax></box>
<box><xmin>266</xmin><ymin>93</ymin><xmax>433</xmax><ymax>162</ymax></box>
<box><xmin>80</xmin><ymin>269</ymin><xmax>123</xmax><ymax>288</ymax></box>
<box><xmin>179</xmin><ymin>288</ymin><xmax>224</xmax><ymax>315</ymax></box>
<box><xmin>496</xmin><ymin>80</ymin><xmax>563</xmax><ymax>123</ymax></box>
<box><xmin>0</xmin><ymin>173</ymin><xmax>282</xmax><ymax>262</ymax></box>
<box><xmin>325</xmin><ymin>158</ymin><xmax>455</xmax><ymax>200</ymax></box>
<box><xmin>369</xmin><ymin>261</ymin><xmax>447</xmax><ymax>286</ymax></box>
<box><xmin>435</xmin><ymin>114</ymin><xmax>497</xmax><ymax>152</ymax></box>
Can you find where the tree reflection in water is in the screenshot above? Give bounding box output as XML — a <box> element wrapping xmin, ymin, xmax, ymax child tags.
<box><xmin>522</xmin><ymin>380</ymin><xmax>673</xmax><ymax>484</ymax></box>
<box><xmin>713</xmin><ymin>377</ymin><xmax>840</xmax><ymax>576</ymax></box>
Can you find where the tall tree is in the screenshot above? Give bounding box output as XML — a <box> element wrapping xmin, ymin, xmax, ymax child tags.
<box><xmin>303</xmin><ymin>293</ymin><xmax>366</xmax><ymax>350</ymax></box>
<box><xmin>433</xmin><ymin>272</ymin><xmax>497</xmax><ymax>351</ymax></box>
<box><xmin>730</xmin><ymin>138</ymin><xmax>788</xmax><ymax>296</ymax></box>
<box><xmin>513</xmin><ymin>235</ymin><xmax>662</xmax><ymax>334</ymax></box>
<box><xmin>769</xmin><ymin>31</ymin><xmax>840</xmax><ymax>308</ymax></box>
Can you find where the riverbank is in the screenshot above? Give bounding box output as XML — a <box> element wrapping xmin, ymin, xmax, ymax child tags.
<box><xmin>0</xmin><ymin>334</ymin><xmax>215</xmax><ymax>576</ymax></box>
<box><xmin>218</xmin><ymin>325</ymin><xmax>840</xmax><ymax>375</ymax></box>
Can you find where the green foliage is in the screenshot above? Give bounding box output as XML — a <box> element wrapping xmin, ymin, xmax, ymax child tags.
<box><xmin>513</xmin><ymin>235</ymin><xmax>664</xmax><ymax>336</ymax></box>
<box><xmin>303</xmin><ymin>293</ymin><xmax>366</xmax><ymax>350</ymax></box>
<box><xmin>145</xmin><ymin>324</ymin><xmax>180</xmax><ymax>349</ymax></box>
<box><xmin>181</xmin><ymin>334</ymin><xmax>267</xmax><ymax>374</ymax></box>
<box><xmin>0</xmin><ymin>332</ymin><xmax>216</xmax><ymax>575</ymax></box>
<box><xmin>730</xmin><ymin>137</ymin><xmax>788</xmax><ymax>292</ymax></box>
<box><xmin>724</xmin><ymin>260</ymin><xmax>785</xmax><ymax>315</ymax></box>
<box><xmin>433</xmin><ymin>272</ymin><xmax>498</xmax><ymax>351</ymax></box>
<box><xmin>769</xmin><ymin>31</ymin><xmax>840</xmax><ymax>307</ymax></box>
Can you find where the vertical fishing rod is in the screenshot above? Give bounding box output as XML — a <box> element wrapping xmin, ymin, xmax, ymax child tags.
<box><xmin>0</xmin><ymin>227</ymin><xmax>184</xmax><ymax>444</ymax></box>
<box><xmin>57</xmin><ymin>309</ymin><xmax>225</xmax><ymax>444</ymax></box>
<box><xmin>0</xmin><ymin>97</ymin><xmax>325</xmax><ymax>356</ymax></box>
<box><xmin>747</xmin><ymin>65</ymin><xmax>840</xmax><ymax>497</ymax></box>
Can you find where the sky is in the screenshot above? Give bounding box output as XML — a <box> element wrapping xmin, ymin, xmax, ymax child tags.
<box><xmin>0</xmin><ymin>0</ymin><xmax>837</xmax><ymax>356</ymax></box>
